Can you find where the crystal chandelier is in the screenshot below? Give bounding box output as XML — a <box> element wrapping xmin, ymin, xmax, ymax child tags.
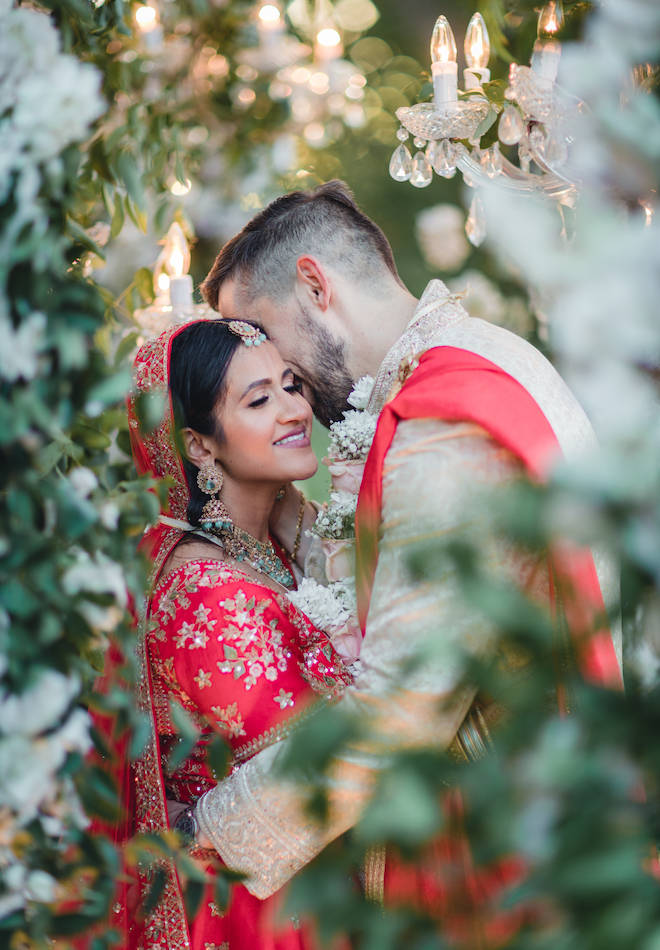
<box><xmin>389</xmin><ymin>2</ymin><xmax>578</xmax><ymax>246</ymax></box>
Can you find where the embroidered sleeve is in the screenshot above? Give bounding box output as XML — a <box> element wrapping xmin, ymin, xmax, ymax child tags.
<box><xmin>147</xmin><ymin>560</ymin><xmax>350</xmax><ymax>763</ymax></box>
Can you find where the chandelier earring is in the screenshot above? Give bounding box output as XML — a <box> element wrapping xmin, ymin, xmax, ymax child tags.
<box><xmin>197</xmin><ymin>462</ymin><xmax>233</xmax><ymax>533</ymax></box>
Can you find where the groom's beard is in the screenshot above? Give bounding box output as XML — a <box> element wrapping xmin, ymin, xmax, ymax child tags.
<box><xmin>295</xmin><ymin>305</ymin><xmax>354</xmax><ymax>428</ymax></box>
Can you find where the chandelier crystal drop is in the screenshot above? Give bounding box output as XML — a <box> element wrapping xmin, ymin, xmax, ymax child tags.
<box><xmin>410</xmin><ymin>150</ymin><xmax>433</xmax><ymax>188</ymax></box>
<box><xmin>465</xmin><ymin>193</ymin><xmax>487</xmax><ymax>247</ymax></box>
<box><xmin>389</xmin><ymin>143</ymin><xmax>413</xmax><ymax>182</ymax></box>
<box><xmin>498</xmin><ymin>104</ymin><xmax>525</xmax><ymax>145</ymax></box>
<box><xmin>432</xmin><ymin>138</ymin><xmax>458</xmax><ymax>179</ymax></box>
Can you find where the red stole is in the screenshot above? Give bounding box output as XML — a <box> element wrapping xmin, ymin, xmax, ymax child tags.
<box><xmin>355</xmin><ymin>346</ymin><xmax>622</xmax><ymax>691</ymax></box>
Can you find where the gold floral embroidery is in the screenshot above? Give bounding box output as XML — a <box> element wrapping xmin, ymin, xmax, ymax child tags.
<box><xmin>212</xmin><ymin>702</ymin><xmax>246</xmax><ymax>738</ymax></box>
<box><xmin>216</xmin><ymin>588</ymin><xmax>289</xmax><ymax>691</ymax></box>
<box><xmin>274</xmin><ymin>689</ymin><xmax>294</xmax><ymax>709</ymax></box>
<box><xmin>208</xmin><ymin>901</ymin><xmax>223</xmax><ymax>918</ymax></box>
<box><xmin>194</xmin><ymin>669</ymin><xmax>212</xmax><ymax>689</ymax></box>
<box><xmin>205</xmin><ymin>943</ymin><xmax>229</xmax><ymax>950</ymax></box>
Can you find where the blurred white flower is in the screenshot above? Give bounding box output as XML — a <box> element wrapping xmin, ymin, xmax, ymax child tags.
<box><xmin>67</xmin><ymin>466</ymin><xmax>98</xmax><ymax>499</ymax></box>
<box><xmin>0</xmin><ymin>670</ymin><xmax>80</xmax><ymax>737</ymax></box>
<box><xmin>416</xmin><ymin>204</ymin><xmax>471</xmax><ymax>273</ymax></box>
<box><xmin>62</xmin><ymin>549</ymin><xmax>127</xmax><ymax>606</ymax></box>
<box><xmin>99</xmin><ymin>500</ymin><xmax>120</xmax><ymax>530</ymax></box>
<box><xmin>0</xmin><ymin>311</ymin><xmax>46</xmax><ymax>382</ymax></box>
<box><xmin>0</xmin><ymin>4</ymin><xmax>104</xmax><ymax>211</ymax></box>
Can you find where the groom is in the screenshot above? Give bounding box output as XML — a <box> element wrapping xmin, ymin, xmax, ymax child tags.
<box><xmin>197</xmin><ymin>181</ymin><xmax>621</xmax><ymax>915</ymax></box>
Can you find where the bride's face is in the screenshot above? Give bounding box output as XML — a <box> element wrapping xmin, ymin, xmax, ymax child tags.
<box><xmin>215</xmin><ymin>341</ymin><xmax>318</xmax><ymax>486</ymax></box>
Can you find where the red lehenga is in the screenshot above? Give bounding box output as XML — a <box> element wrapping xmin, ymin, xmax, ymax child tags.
<box><xmin>106</xmin><ymin>321</ymin><xmax>352</xmax><ymax>950</ymax></box>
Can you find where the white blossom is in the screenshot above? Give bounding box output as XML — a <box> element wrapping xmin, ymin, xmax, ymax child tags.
<box><xmin>308</xmin><ymin>490</ymin><xmax>357</xmax><ymax>540</ymax></box>
<box><xmin>347</xmin><ymin>375</ymin><xmax>375</xmax><ymax>410</ymax></box>
<box><xmin>288</xmin><ymin>577</ymin><xmax>356</xmax><ymax>630</ymax></box>
<box><xmin>328</xmin><ymin>409</ymin><xmax>377</xmax><ymax>461</ymax></box>
<box><xmin>415</xmin><ymin>204</ymin><xmax>471</xmax><ymax>273</ymax></box>
<box><xmin>0</xmin><ymin>4</ymin><xmax>104</xmax><ymax>211</ymax></box>
<box><xmin>0</xmin><ymin>670</ymin><xmax>80</xmax><ymax>738</ymax></box>
<box><xmin>0</xmin><ymin>310</ymin><xmax>46</xmax><ymax>382</ymax></box>
<box><xmin>67</xmin><ymin>466</ymin><xmax>98</xmax><ymax>500</ymax></box>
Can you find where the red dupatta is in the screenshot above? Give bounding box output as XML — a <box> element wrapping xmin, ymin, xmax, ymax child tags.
<box><xmin>355</xmin><ymin>346</ymin><xmax>622</xmax><ymax>692</ymax></box>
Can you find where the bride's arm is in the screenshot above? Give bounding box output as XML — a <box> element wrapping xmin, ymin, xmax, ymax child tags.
<box><xmin>269</xmin><ymin>482</ymin><xmax>318</xmax><ymax>570</ymax></box>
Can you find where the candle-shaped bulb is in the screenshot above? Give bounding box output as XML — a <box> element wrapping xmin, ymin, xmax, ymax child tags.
<box><xmin>538</xmin><ymin>1</ymin><xmax>564</xmax><ymax>39</ymax></box>
<box><xmin>430</xmin><ymin>15</ymin><xmax>457</xmax><ymax>64</ymax></box>
<box><xmin>464</xmin><ymin>13</ymin><xmax>490</xmax><ymax>70</ymax></box>
<box><xmin>163</xmin><ymin>223</ymin><xmax>190</xmax><ymax>278</ymax></box>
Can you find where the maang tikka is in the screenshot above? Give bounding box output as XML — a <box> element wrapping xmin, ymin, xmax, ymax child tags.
<box><xmin>197</xmin><ymin>463</ymin><xmax>233</xmax><ymax>532</ymax></box>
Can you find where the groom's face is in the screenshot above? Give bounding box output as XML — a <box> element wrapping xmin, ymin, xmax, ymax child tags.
<box><xmin>218</xmin><ymin>279</ymin><xmax>354</xmax><ymax>428</ymax></box>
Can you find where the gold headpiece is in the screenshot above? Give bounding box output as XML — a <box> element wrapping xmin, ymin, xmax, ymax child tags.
<box><xmin>226</xmin><ymin>321</ymin><xmax>267</xmax><ymax>347</ymax></box>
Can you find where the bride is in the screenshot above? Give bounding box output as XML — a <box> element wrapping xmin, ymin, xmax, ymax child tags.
<box><xmin>119</xmin><ymin>317</ymin><xmax>353</xmax><ymax>950</ymax></box>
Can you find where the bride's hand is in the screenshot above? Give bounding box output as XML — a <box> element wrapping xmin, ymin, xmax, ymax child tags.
<box><xmin>167</xmin><ymin>799</ymin><xmax>189</xmax><ymax>829</ymax></box>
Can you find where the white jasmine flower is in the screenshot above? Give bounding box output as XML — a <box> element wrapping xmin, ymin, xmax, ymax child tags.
<box><xmin>416</xmin><ymin>204</ymin><xmax>471</xmax><ymax>273</ymax></box>
<box><xmin>308</xmin><ymin>491</ymin><xmax>357</xmax><ymax>540</ymax></box>
<box><xmin>288</xmin><ymin>578</ymin><xmax>356</xmax><ymax>631</ymax></box>
<box><xmin>67</xmin><ymin>466</ymin><xmax>98</xmax><ymax>499</ymax></box>
<box><xmin>347</xmin><ymin>375</ymin><xmax>375</xmax><ymax>410</ymax></box>
<box><xmin>328</xmin><ymin>410</ymin><xmax>377</xmax><ymax>461</ymax></box>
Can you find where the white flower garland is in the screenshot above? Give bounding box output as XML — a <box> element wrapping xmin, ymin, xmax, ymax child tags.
<box><xmin>0</xmin><ymin>0</ymin><xmax>105</xmax><ymax>921</ymax></box>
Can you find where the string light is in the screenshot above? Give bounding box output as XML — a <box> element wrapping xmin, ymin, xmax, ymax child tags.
<box><xmin>258</xmin><ymin>4</ymin><xmax>280</xmax><ymax>20</ymax></box>
<box><xmin>135</xmin><ymin>5</ymin><xmax>157</xmax><ymax>29</ymax></box>
<box><xmin>317</xmin><ymin>28</ymin><xmax>341</xmax><ymax>47</ymax></box>
<box><xmin>171</xmin><ymin>179</ymin><xmax>192</xmax><ymax>196</ymax></box>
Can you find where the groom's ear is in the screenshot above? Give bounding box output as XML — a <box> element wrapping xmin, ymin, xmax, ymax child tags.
<box><xmin>296</xmin><ymin>256</ymin><xmax>331</xmax><ymax>312</ymax></box>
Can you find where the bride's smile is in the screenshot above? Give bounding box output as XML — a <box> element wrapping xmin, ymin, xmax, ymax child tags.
<box><xmin>216</xmin><ymin>341</ymin><xmax>317</xmax><ymax>486</ymax></box>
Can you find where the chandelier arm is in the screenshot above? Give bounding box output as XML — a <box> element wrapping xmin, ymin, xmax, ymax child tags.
<box><xmin>457</xmin><ymin>152</ymin><xmax>575</xmax><ymax>200</ymax></box>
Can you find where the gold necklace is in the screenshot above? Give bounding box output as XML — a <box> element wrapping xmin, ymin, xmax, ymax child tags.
<box><xmin>207</xmin><ymin>523</ymin><xmax>294</xmax><ymax>589</ymax></box>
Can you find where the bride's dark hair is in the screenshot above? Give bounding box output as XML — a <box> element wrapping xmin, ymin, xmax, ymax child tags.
<box><xmin>169</xmin><ymin>319</ymin><xmax>267</xmax><ymax>526</ymax></box>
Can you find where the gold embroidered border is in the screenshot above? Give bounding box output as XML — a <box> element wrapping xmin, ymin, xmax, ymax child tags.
<box><xmin>364</xmin><ymin>843</ymin><xmax>386</xmax><ymax>907</ymax></box>
<box><xmin>232</xmin><ymin>699</ymin><xmax>326</xmax><ymax>764</ymax></box>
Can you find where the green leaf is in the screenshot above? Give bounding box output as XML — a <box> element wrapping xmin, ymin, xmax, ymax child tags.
<box><xmin>110</xmin><ymin>190</ymin><xmax>126</xmax><ymax>240</ymax></box>
<box><xmin>116</xmin><ymin>151</ymin><xmax>145</xmax><ymax>210</ymax></box>
<box><xmin>134</xmin><ymin>266</ymin><xmax>155</xmax><ymax>304</ymax></box>
<box><xmin>115</xmin><ymin>331</ymin><xmax>140</xmax><ymax>367</ymax></box>
<box><xmin>65</xmin><ymin>217</ymin><xmax>106</xmax><ymax>262</ymax></box>
<box><xmin>474</xmin><ymin>105</ymin><xmax>499</xmax><ymax>139</ymax></box>
<box><xmin>482</xmin><ymin>79</ymin><xmax>509</xmax><ymax>105</ymax></box>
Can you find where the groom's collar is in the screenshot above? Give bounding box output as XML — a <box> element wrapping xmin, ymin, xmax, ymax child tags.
<box><xmin>367</xmin><ymin>279</ymin><xmax>469</xmax><ymax>415</ymax></box>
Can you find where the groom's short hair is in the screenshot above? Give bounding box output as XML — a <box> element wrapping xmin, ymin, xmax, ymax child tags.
<box><xmin>201</xmin><ymin>179</ymin><xmax>401</xmax><ymax>308</ymax></box>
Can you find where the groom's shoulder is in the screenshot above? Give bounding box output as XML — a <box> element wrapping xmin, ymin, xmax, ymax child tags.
<box><xmin>435</xmin><ymin>316</ymin><xmax>597</xmax><ymax>459</ymax></box>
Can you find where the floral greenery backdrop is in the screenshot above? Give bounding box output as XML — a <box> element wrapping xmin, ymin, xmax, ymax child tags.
<box><xmin>2</xmin><ymin>0</ymin><xmax>660</xmax><ymax>946</ymax></box>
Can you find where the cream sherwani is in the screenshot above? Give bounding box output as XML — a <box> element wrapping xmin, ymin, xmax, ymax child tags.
<box><xmin>196</xmin><ymin>280</ymin><xmax>621</xmax><ymax>898</ymax></box>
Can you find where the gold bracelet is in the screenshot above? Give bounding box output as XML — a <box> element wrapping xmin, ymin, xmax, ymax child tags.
<box><xmin>291</xmin><ymin>491</ymin><xmax>306</xmax><ymax>562</ymax></box>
